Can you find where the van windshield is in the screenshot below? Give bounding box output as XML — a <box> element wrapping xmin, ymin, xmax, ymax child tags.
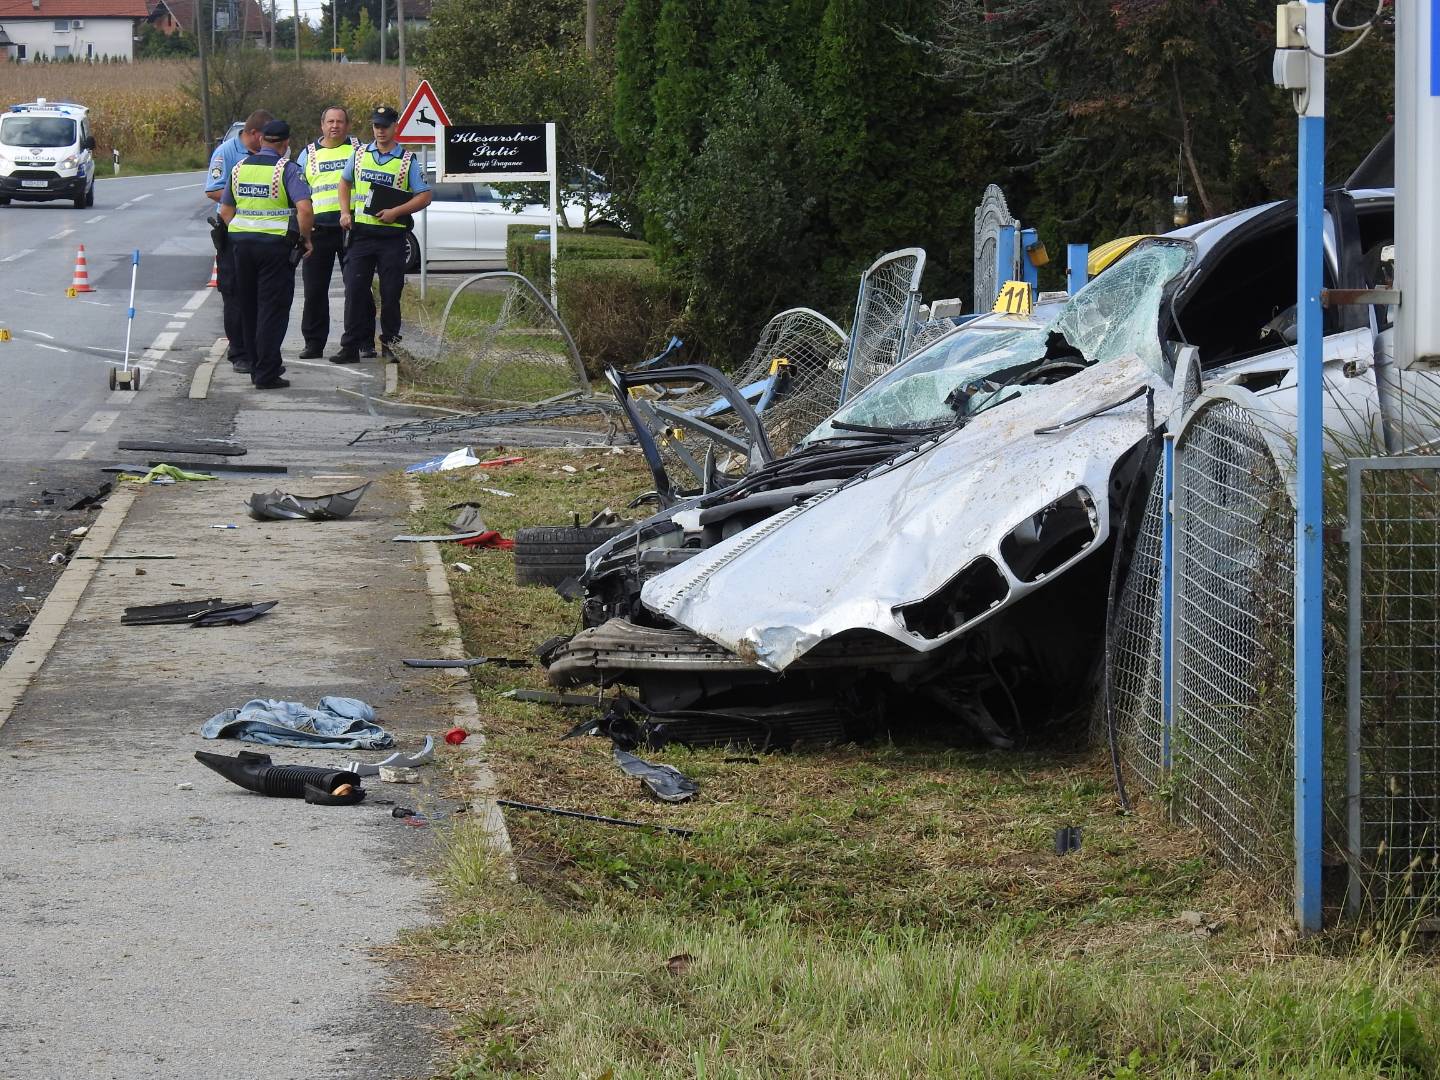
<box><xmin>1</xmin><ymin>116</ymin><xmax>77</xmax><ymax>148</ymax></box>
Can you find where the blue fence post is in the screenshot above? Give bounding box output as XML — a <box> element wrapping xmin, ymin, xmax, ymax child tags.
<box><xmin>1019</xmin><ymin>227</ymin><xmax>1040</xmax><ymax>294</ymax></box>
<box><xmin>994</xmin><ymin>224</ymin><xmax>1016</xmax><ymax>306</ymax></box>
<box><xmin>1293</xmin><ymin>0</ymin><xmax>1327</xmax><ymax>935</ymax></box>
<box><xmin>1161</xmin><ymin>432</ymin><xmax>1176</xmax><ymax>775</ymax></box>
<box><xmin>1067</xmin><ymin>243</ymin><xmax>1089</xmax><ymax>294</ymax></box>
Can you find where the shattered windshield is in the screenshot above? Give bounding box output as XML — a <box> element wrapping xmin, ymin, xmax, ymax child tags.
<box><xmin>807</xmin><ymin>242</ymin><xmax>1192</xmax><ymax>439</ymax></box>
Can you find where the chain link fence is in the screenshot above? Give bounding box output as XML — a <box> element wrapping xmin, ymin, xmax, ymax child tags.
<box><xmin>1347</xmin><ymin>456</ymin><xmax>1440</xmax><ymax>920</ymax></box>
<box><xmin>650</xmin><ymin>307</ymin><xmax>850</xmax><ymax>465</ymax></box>
<box><xmin>838</xmin><ymin>248</ymin><xmax>926</xmax><ymax>403</ymax></box>
<box><xmin>1104</xmin><ymin>462</ymin><xmax>1168</xmax><ymax>794</ymax></box>
<box><xmin>399</xmin><ymin>271</ymin><xmax>590</xmax><ymax>407</ymax></box>
<box><xmin>1107</xmin><ymin>394</ymin><xmax>1297</xmax><ymax>882</ymax></box>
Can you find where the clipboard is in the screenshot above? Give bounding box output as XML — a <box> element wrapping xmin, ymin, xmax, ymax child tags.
<box><xmin>364</xmin><ymin>182</ymin><xmax>413</xmax><ymax>228</ymax></box>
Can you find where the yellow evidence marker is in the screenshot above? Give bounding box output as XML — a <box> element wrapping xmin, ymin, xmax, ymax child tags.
<box><xmin>991</xmin><ymin>280</ymin><xmax>1033</xmax><ymax>316</ymax></box>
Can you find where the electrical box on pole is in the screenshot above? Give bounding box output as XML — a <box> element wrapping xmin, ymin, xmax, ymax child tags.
<box><xmin>1394</xmin><ymin>1</ymin><xmax>1439</xmax><ymax>369</ymax></box>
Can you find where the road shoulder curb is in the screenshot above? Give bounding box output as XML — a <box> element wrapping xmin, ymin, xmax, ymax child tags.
<box><xmin>189</xmin><ymin>337</ymin><xmax>226</xmax><ymax>400</ymax></box>
<box><xmin>0</xmin><ymin>483</ymin><xmax>140</xmax><ymax>731</ymax></box>
<box><xmin>405</xmin><ymin>476</ymin><xmax>515</xmax><ymax>871</ymax></box>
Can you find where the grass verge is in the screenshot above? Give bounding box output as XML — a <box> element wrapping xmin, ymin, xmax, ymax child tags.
<box><xmin>403</xmin><ymin>451</ymin><xmax>1440</xmax><ymax>1079</ymax></box>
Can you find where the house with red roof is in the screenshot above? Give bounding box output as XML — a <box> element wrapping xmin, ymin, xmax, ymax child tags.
<box><xmin>148</xmin><ymin>0</ymin><xmax>270</xmax><ymax>46</ymax></box>
<box><xmin>0</xmin><ymin>0</ymin><xmax>150</xmax><ymax>61</ymax></box>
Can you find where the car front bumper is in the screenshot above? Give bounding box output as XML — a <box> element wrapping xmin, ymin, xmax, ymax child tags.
<box><xmin>0</xmin><ymin>172</ymin><xmax>87</xmax><ymax>200</ymax></box>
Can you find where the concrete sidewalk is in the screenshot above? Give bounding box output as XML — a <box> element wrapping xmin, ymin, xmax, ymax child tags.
<box><xmin>0</xmin><ymin>471</ymin><xmax>501</xmax><ymax>1079</ymax></box>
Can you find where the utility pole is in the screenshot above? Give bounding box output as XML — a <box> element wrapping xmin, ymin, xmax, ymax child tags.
<box><xmin>269</xmin><ymin>0</ymin><xmax>276</xmax><ymax>54</ymax></box>
<box><xmin>379</xmin><ymin>0</ymin><xmax>385</xmax><ymax>65</ymax></box>
<box><xmin>292</xmin><ymin>0</ymin><xmax>299</xmax><ymax>62</ymax></box>
<box><xmin>332</xmin><ymin>1</ymin><xmax>337</xmax><ymax>62</ymax></box>
<box><xmin>396</xmin><ymin>0</ymin><xmax>407</xmax><ymax>101</ymax></box>
<box><xmin>585</xmin><ymin>0</ymin><xmax>596</xmax><ymax>54</ymax></box>
<box><xmin>195</xmin><ymin>0</ymin><xmax>212</xmax><ymax>149</ymax></box>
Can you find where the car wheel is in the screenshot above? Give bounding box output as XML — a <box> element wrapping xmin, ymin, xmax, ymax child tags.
<box><xmin>513</xmin><ymin>525</ymin><xmax>632</xmax><ymax>588</ymax></box>
<box><xmin>84</xmin><ymin>182</ymin><xmax>94</xmax><ymax>208</ymax></box>
<box><xmin>73</xmin><ymin>191</ymin><xmax>86</xmax><ymax>209</ymax></box>
<box><xmin>0</xmin><ymin>197</ymin><xmax>9</xmax><ymax>206</ymax></box>
<box><xmin>403</xmin><ymin>232</ymin><xmax>420</xmax><ymax>273</ymax></box>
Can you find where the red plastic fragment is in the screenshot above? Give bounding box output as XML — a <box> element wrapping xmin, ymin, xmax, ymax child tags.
<box><xmin>456</xmin><ymin>530</ymin><xmax>514</xmax><ymax>550</ymax></box>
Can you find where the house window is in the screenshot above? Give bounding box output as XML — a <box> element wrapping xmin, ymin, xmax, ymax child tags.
<box><xmin>53</xmin><ymin>44</ymin><xmax>70</xmax><ymax>58</ymax></box>
<box><xmin>53</xmin><ymin>18</ymin><xmax>69</xmax><ymax>30</ymax></box>
<box><xmin>86</xmin><ymin>43</ymin><xmax>92</xmax><ymax>58</ymax></box>
<box><xmin>16</xmin><ymin>44</ymin><xmax>26</xmax><ymax>59</ymax></box>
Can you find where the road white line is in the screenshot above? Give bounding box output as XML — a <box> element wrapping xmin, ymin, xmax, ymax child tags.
<box><xmin>16</xmin><ymin>289</ymin><xmax>45</xmax><ymax>297</ymax></box>
<box><xmin>132</xmin><ymin>192</ymin><xmax>154</xmax><ymax>201</ymax></box>
<box><xmin>57</xmin><ymin>440</ymin><xmax>94</xmax><ymax>460</ymax></box>
<box><xmin>165</xmin><ymin>321</ymin><xmax>185</xmax><ymax>330</ymax></box>
<box><xmin>85</xmin><ymin>215</ymin><xmax>106</xmax><ymax>224</ymax></box>
<box><xmin>77</xmin><ymin>299</ymin><xmax>115</xmax><ymax>307</ymax></box>
<box><xmin>34</xmin><ymin>343</ymin><xmax>69</xmax><ymax>354</ymax></box>
<box><xmin>181</xmin><ymin>289</ymin><xmax>212</xmax><ymax>313</ymax></box>
<box><xmin>165</xmin><ymin>183</ymin><xmax>197</xmax><ymax>191</ymax></box>
<box><xmin>148</xmin><ymin>331</ymin><xmax>178</xmax><ymax>352</ymax></box>
<box><xmin>48</xmin><ymin>229</ymin><xmax>75</xmax><ymax>241</ymax></box>
<box><xmin>116</xmin><ymin>202</ymin><xmax>134</xmax><ymax>210</ymax></box>
<box><xmin>1</xmin><ymin>249</ymin><xmax>34</xmax><ymax>263</ymax></box>
<box><xmin>20</xmin><ymin>329</ymin><xmax>55</xmax><ymax>340</ymax></box>
<box><xmin>80</xmin><ymin>410</ymin><xmax>121</xmax><ymax>434</ymax></box>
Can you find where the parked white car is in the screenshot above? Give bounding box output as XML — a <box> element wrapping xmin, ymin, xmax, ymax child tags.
<box><xmin>405</xmin><ymin>172</ymin><xmax>609</xmax><ymax>271</ymax></box>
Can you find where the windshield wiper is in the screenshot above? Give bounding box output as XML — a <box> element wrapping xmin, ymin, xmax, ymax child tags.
<box><xmin>1034</xmin><ymin>385</ymin><xmax>1151</xmax><ymax>435</ymax></box>
<box><xmin>828</xmin><ymin>419</ymin><xmax>952</xmax><ymax>437</ymax></box>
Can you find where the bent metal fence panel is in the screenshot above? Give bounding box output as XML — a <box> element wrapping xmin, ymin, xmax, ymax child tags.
<box><xmin>653</xmin><ymin>308</ymin><xmax>850</xmax><ymax>469</ymax></box>
<box><xmin>1170</xmin><ymin>396</ymin><xmax>1296</xmax><ymax>879</ymax></box>
<box><xmin>1105</xmin><ymin>465</ymin><xmax>1168</xmax><ymax>794</ymax></box>
<box><xmin>408</xmin><ymin>271</ymin><xmax>590</xmax><ymax>406</ymax></box>
<box><xmin>1347</xmin><ymin>457</ymin><xmax>1440</xmax><ymax>919</ymax></box>
<box><xmin>838</xmin><ymin>247</ymin><xmax>926</xmax><ymax>404</ymax></box>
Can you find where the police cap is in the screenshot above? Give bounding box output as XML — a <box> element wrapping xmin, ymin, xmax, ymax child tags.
<box><xmin>261</xmin><ymin>119</ymin><xmax>291</xmax><ymax>141</ymax></box>
<box><xmin>370</xmin><ymin>106</ymin><xmax>400</xmax><ymax>127</ymax></box>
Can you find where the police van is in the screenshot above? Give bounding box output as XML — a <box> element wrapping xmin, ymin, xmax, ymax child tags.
<box><xmin>0</xmin><ymin>99</ymin><xmax>97</xmax><ymax>209</ymax></box>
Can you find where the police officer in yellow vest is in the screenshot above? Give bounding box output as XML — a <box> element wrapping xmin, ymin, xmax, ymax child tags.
<box><xmin>218</xmin><ymin>119</ymin><xmax>314</xmax><ymax>390</ymax></box>
<box><xmin>333</xmin><ymin>105</ymin><xmax>432</xmax><ymax>363</ymax></box>
<box><xmin>294</xmin><ymin>105</ymin><xmax>359</xmax><ymax>359</ymax></box>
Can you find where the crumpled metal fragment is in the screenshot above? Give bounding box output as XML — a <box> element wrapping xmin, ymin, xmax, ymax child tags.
<box><xmin>248</xmin><ymin>482</ymin><xmax>371</xmax><ymax>522</ymax></box>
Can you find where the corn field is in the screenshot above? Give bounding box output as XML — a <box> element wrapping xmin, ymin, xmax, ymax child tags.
<box><xmin>0</xmin><ymin>59</ymin><xmax>395</xmax><ymax>160</ymax></box>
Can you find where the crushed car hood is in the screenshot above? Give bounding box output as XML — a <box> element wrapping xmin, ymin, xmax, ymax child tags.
<box><xmin>641</xmin><ymin>354</ymin><xmax>1172</xmax><ymax>672</ymax></box>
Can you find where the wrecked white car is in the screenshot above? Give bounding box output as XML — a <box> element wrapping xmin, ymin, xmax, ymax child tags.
<box><xmin>546</xmin><ymin>190</ymin><xmax>1400</xmax><ymax>747</ymax></box>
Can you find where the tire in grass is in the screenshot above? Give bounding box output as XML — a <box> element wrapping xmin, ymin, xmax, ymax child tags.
<box><xmin>513</xmin><ymin>525</ymin><xmax>630</xmax><ymax>587</ymax></box>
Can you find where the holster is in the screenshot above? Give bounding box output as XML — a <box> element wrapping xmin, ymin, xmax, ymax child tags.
<box><xmin>207</xmin><ymin>214</ymin><xmax>229</xmax><ymax>255</ymax></box>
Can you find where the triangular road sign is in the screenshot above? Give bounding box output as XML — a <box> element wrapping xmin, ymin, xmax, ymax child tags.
<box><xmin>396</xmin><ymin>80</ymin><xmax>451</xmax><ymax>145</ymax></box>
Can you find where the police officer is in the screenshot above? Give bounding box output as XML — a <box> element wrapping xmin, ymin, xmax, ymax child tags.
<box><xmin>294</xmin><ymin>105</ymin><xmax>359</xmax><ymax>359</ymax></box>
<box><xmin>206</xmin><ymin>109</ymin><xmax>273</xmax><ymax>375</ymax></box>
<box><xmin>218</xmin><ymin>119</ymin><xmax>314</xmax><ymax>390</ymax></box>
<box><xmin>332</xmin><ymin>105</ymin><xmax>432</xmax><ymax>363</ymax></box>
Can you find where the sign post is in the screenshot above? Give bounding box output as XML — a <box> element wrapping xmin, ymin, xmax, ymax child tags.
<box><xmin>437</xmin><ymin>122</ymin><xmax>559</xmax><ymax>309</ymax></box>
<box><xmin>395</xmin><ymin>80</ymin><xmax>452</xmax><ymax>301</ymax></box>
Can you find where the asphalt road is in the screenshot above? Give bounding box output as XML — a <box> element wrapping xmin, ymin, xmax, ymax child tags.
<box><xmin>0</xmin><ymin>170</ymin><xmax>224</xmax><ymax>662</ymax></box>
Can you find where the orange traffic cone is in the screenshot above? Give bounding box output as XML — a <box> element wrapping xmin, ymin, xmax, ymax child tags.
<box><xmin>207</xmin><ymin>257</ymin><xmax>219</xmax><ymax>288</ymax></box>
<box><xmin>69</xmin><ymin>245</ymin><xmax>94</xmax><ymax>294</ymax></box>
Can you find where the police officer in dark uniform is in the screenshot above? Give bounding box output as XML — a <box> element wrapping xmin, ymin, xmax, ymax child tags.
<box><xmin>294</xmin><ymin>105</ymin><xmax>359</xmax><ymax>359</ymax></box>
<box><xmin>332</xmin><ymin>105</ymin><xmax>432</xmax><ymax>363</ymax></box>
<box><xmin>218</xmin><ymin>119</ymin><xmax>314</xmax><ymax>390</ymax></box>
<box><xmin>206</xmin><ymin>109</ymin><xmax>273</xmax><ymax>374</ymax></box>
